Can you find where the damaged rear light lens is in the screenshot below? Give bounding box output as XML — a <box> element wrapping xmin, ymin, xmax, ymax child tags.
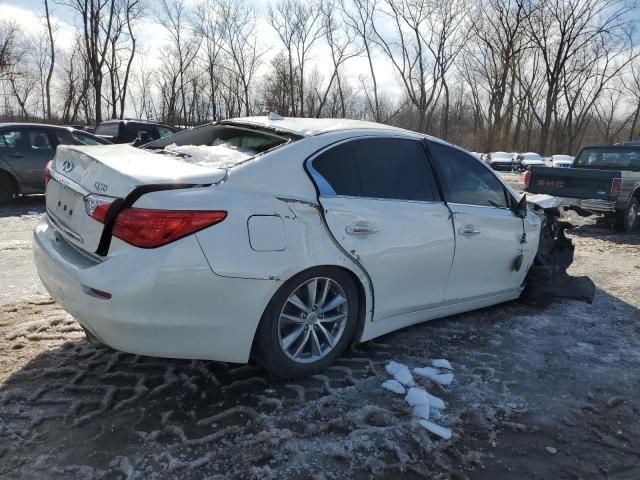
<box><xmin>112</xmin><ymin>209</ymin><xmax>227</xmax><ymax>248</ymax></box>
<box><xmin>523</xmin><ymin>170</ymin><xmax>531</xmax><ymax>190</ymax></box>
<box><xmin>611</xmin><ymin>178</ymin><xmax>623</xmax><ymax>195</ymax></box>
<box><xmin>84</xmin><ymin>194</ymin><xmax>117</xmax><ymax>223</ymax></box>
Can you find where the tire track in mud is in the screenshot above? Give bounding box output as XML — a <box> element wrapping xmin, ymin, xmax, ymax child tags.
<box><xmin>1</xmin><ymin>229</ymin><xmax>640</xmax><ymax>479</ymax></box>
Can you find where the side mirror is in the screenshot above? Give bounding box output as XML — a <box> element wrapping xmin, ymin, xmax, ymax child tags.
<box><xmin>514</xmin><ymin>193</ymin><xmax>527</xmax><ymax>218</ymax></box>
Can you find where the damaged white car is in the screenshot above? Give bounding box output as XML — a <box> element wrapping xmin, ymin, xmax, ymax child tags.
<box><xmin>35</xmin><ymin>116</ymin><xmax>548</xmax><ymax>377</ymax></box>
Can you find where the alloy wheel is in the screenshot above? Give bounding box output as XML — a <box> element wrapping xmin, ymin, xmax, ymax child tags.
<box><xmin>277</xmin><ymin>277</ymin><xmax>348</xmax><ymax>364</ymax></box>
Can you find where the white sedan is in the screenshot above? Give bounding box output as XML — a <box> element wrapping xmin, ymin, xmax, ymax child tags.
<box><xmin>550</xmin><ymin>154</ymin><xmax>574</xmax><ymax>168</ymax></box>
<box><xmin>33</xmin><ymin>117</ymin><xmax>541</xmax><ymax>377</ymax></box>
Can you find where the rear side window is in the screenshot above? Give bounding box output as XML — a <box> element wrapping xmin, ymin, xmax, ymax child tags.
<box><xmin>312</xmin><ymin>138</ymin><xmax>438</xmax><ymax>202</ymax></box>
<box><xmin>95</xmin><ymin>123</ymin><xmax>119</xmax><ymax>137</ymax></box>
<box><xmin>428</xmin><ymin>141</ymin><xmax>509</xmax><ymax>208</ymax></box>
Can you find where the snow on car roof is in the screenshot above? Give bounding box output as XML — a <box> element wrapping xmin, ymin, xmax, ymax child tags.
<box><xmin>163</xmin><ymin>143</ymin><xmax>253</xmax><ymax>169</ymax></box>
<box><xmin>227</xmin><ymin>116</ymin><xmax>410</xmax><ymax>137</ymax></box>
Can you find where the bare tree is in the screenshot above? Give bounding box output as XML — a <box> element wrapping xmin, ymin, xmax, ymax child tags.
<box><xmin>339</xmin><ymin>0</ymin><xmax>382</xmax><ymax>121</ymax></box>
<box><xmin>268</xmin><ymin>0</ymin><xmax>324</xmax><ymax>116</ymax></box>
<box><xmin>43</xmin><ymin>0</ymin><xmax>55</xmax><ymax>120</ymax></box>
<box><xmin>62</xmin><ymin>0</ymin><xmax>118</xmax><ymax>123</ymax></box>
<box><xmin>216</xmin><ymin>0</ymin><xmax>263</xmax><ymax>116</ymax></box>
<box><xmin>527</xmin><ymin>0</ymin><xmax>635</xmax><ymax>154</ymax></box>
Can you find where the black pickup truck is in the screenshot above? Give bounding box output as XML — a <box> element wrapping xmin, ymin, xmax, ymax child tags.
<box><xmin>524</xmin><ymin>145</ymin><xmax>640</xmax><ymax>232</ymax></box>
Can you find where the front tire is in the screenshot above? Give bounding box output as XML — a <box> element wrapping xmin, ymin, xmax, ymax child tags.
<box><xmin>253</xmin><ymin>267</ymin><xmax>359</xmax><ymax>378</ymax></box>
<box><xmin>614</xmin><ymin>197</ymin><xmax>639</xmax><ymax>232</ymax></box>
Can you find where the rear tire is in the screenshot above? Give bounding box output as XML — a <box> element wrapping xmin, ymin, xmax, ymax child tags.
<box><xmin>253</xmin><ymin>267</ymin><xmax>358</xmax><ymax>378</ymax></box>
<box><xmin>0</xmin><ymin>172</ymin><xmax>16</xmax><ymax>203</ymax></box>
<box><xmin>614</xmin><ymin>197</ymin><xmax>639</xmax><ymax>232</ymax></box>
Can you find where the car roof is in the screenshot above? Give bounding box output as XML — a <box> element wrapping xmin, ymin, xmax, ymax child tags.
<box><xmin>0</xmin><ymin>123</ymin><xmax>77</xmax><ymax>130</ymax></box>
<box><xmin>225</xmin><ymin>116</ymin><xmax>413</xmax><ymax>137</ymax></box>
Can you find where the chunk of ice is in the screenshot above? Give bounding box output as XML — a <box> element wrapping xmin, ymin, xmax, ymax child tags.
<box><xmin>381</xmin><ymin>379</ymin><xmax>406</xmax><ymax>395</ymax></box>
<box><xmin>426</xmin><ymin>393</ymin><xmax>445</xmax><ymax>410</ymax></box>
<box><xmin>405</xmin><ymin>387</ymin><xmax>430</xmax><ymax>407</ymax></box>
<box><xmin>419</xmin><ymin>419</ymin><xmax>452</xmax><ymax>440</ymax></box>
<box><xmin>413</xmin><ymin>404</ymin><xmax>430</xmax><ymax>420</ymax></box>
<box><xmin>414</xmin><ymin>367</ymin><xmax>454</xmax><ymax>386</ymax></box>
<box><xmin>385</xmin><ymin>361</ymin><xmax>415</xmax><ymax>386</ymax></box>
<box><xmin>431</xmin><ymin>359</ymin><xmax>453</xmax><ymax>370</ymax></box>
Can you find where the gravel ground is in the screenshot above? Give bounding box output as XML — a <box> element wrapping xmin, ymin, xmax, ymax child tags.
<box><xmin>1</xmin><ymin>187</ymin><xmax>639</xmax><ymax>479</ymax></box>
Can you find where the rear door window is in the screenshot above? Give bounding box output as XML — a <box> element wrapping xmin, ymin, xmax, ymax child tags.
<box><xmin>312</xmin><ymin>142</ymin><xmax>363</xmax><ymax>197</ymax></box>
<box><xmin>312</xmin><ymin>137</ymin><xmax>439</xmax><ymax>202</ymax></box>
<box><xmin>0</xmin><ymin>130</ymin><xmax>28</xmax><ymax>150</ymax></box>
<box><xmin>428</xmin><ymin>141</ymin><xmax>509</xmax><ymax>208</ymax></box>
<box><xmin>353</xmin><ymin>138</ymin><xmax>438</xmax><ymax>201</ymax></box>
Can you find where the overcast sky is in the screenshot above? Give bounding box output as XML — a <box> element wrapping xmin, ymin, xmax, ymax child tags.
<box><xmin>0</xmin><ymin>0</ymin><xmax>404</xmax><ymax>100</ymax></box>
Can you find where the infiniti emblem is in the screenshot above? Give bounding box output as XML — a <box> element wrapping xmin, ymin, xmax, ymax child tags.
<box><xmin>61</xmin><ymin>160</ymin><xmax>74</xmax><ymax>172</ymax></box>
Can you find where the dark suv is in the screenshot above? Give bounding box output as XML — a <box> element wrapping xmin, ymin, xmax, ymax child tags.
<box><xmin>0</xmin><ymin>123</ymin><xmax>111</xmax><ymax>201</ymax></box>
<box><xmin>94</xmin><ymin>119</ymin><xmax>178</xmax><ymax>146</ymax></box>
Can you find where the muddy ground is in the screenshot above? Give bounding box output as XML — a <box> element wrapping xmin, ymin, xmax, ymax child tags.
<box><xmin>1</xmin><ymin>192</ymin><xmax>639</xmax><ymax>479</ymax></box>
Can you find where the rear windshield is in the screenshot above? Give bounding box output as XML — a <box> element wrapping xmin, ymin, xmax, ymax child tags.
<box><xmin>575</xmin><ymin>147</ymin><xmax>640</xmax><ymax>171</ymax></box>
<box><xmin>95</xmin><ymin>123</ymin><xmax>120</xmax><ymax>137</ymax></box>
<box><xmin>146</xmin><ymin>124</ymin><xmax>298</xmax><ymax>169</ymax></box>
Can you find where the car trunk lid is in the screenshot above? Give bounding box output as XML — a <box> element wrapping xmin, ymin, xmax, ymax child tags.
<box><xmin>46</xmin><ymin>144</ymin><xmax>227</xmax><ymax>253</ymax></box>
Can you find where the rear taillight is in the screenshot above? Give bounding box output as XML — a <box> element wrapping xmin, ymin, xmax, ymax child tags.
<box><xmin>523</xmin><ymin>170</ymin><xmax>531</xmax><ymax>190</ymax></box>
<box><xmin>84</xmin><ymin>194</ymin><xmax>117</xmax><ymax>223</ymax></box>
<box><xmin>611</xmin><ymin>178</ymin><xmax>623</xmax><ymax>195</ymax></box>
<box><xmin>44</xmin><ymin>160</ymin><xmax>53</xmax><ymax>186</ymax></box>
<box><xmin>112</xmin><ymin>209</ymin><xmax>227</xmax><ymax>248</ymax></box>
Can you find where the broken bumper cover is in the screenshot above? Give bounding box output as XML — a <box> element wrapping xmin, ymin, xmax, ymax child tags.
<box><xmin>523</xmin><ymin>200</ymin><xmax>595</xmax><ymax>304</ymax></box>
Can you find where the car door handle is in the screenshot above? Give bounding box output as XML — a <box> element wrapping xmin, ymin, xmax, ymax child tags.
<box><xmin>9</xmin><ymin>153</ymin><xmax>24</xmax><ymax>158</ymax></box>
<box><xmin>458</xmin><ymin>225</ymin><xmax>481</xmax><ymax>236</ymax></box>
<box><xmin>346</xmin><ymin>224</ymin><xmax>378</xmax><ymax>235</ymax></box>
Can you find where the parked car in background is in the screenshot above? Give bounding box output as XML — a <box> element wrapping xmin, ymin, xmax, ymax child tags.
<box><xmin>514</xmin><ymin>152</ymin><xmax>545</xmax><ymax>171</ymax></box>
<box><xmin>487</xmin><ymin>151</ymin><xmax>514</xmax><ymax>171</ymax></box>
<box><xmin>526</xmin><ymin>144</ymin><xmax>640</xmax><ymax>231</ymax></box>
<box><xmin>94</xmin><ymin>119</ymin><xmax>178</xmax><ymax>146</ymax></box>
<box><xmin>0</xmin><ymin>123</ymin><xmax>111</xmax><ymax>201</ymax></box>
<box><xmin>67</xmin><ymin>124</ymin><xmax>96</xmax><ymax>134</ymax></box>
<box><xmin>34</xmin><ymin>116</ymin><xmax>540</xmax><ymax>377</ymax></box>
<box><xmin>549</xmin><ymin>154</ymin><xmax>574</xmax><ymax>168</ymax></box>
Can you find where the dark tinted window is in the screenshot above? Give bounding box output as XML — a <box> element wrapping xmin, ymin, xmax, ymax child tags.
<box><xmin>54</xmin><ymin>130</ymin><xmax>109</xmax><ymax>146</ymax></box>
<box><xmin>312</xmin><ymin>138</ymin><xmax>438</xmax><ymax>201</ymax></box>
<box><xmin>428</xmin><ymin>141</ymin><xmax>509</xmax><ymax>208</ymax></box>
<box><xmin>574</xmin><ymin>147</ymin><xmax>640</xmax><ymax>171</ymax></box>
<box><xmin>312</xmin><ymin>142</ymin><xmax>362</xmax><ymax>197</ymax></box>
<box><xmin>95</xmin><ymin>122</ymin><xmax>120</xmax><ymax>137</ymax></box>
<box><xmin>354</xmin><ymin>138</ymin><xmax>437</xmax><ymax>201</ymax></box>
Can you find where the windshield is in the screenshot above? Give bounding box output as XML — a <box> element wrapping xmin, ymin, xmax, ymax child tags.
<box><xmin>574</xmin><ymin>147</ymin><xmax>640</xmax><ymax>171</ymax></box>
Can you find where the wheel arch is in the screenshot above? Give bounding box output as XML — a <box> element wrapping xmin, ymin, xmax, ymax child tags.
<box><xmin>0</xmin><ymin>167</ymin><xmax>19</xmax><ymax>195</ymax></box>
<box><xmin>249</xmin><ymin>263</ymin><xmax>370</xmax><ymax>359</ymax></box>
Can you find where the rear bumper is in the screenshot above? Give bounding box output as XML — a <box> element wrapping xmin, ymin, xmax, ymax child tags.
<box><xmin>490</xmin><ymin>162</ymin><xmax>513</xmax><ymax>171</ymax></box>
<box><xmin>33</xmin><ymin>217</ymin><xmax>278</xmax><ymax>363</ymax></box>
<box><xmin>566</xmin><ymin>198</ymin><xmax>617</xmax><ymax>213</ymax></box>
